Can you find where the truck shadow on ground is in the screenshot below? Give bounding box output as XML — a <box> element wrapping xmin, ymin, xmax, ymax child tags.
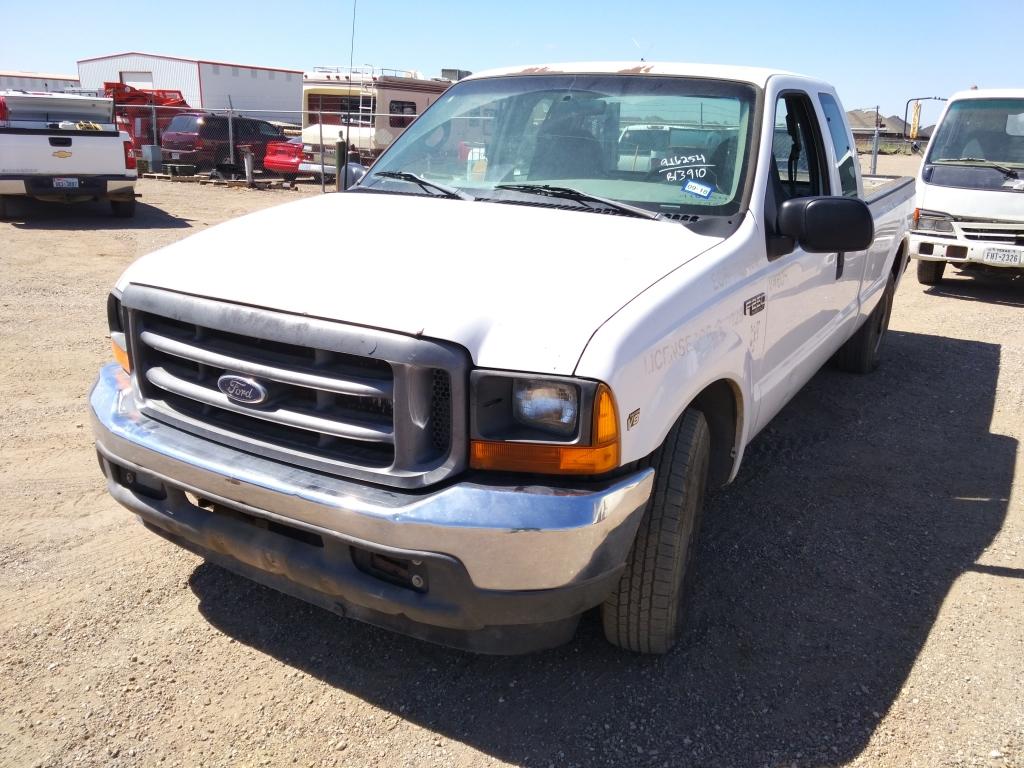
<box><xmin>924</xmin><ymin>271</ymin><xmax>1024</xmax><ymax>308</ymax></box>
<box><xmin>190</xmin><ymin>329</ymin><xmax>1015</xmax><ymax>768</ymax></box>
<box><xmin>3</xmin><ymin>196</ymin><xmax>190</xmax><ymax>230</ymax></box>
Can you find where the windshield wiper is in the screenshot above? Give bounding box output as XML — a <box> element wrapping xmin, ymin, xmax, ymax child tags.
<box><xmin>493</xmin><ymin>183</ymin><xmax>663</xmax><ymax>220</ymax></box>
<box><xmin>372</xmin><ymin>171</ymin><xmax>473</xmax><ymax>199</ymax></box>
<box><xmin>933</xmin><ymin>157</ymin><xmax>1019</xmax><ymax>178</ymax></box>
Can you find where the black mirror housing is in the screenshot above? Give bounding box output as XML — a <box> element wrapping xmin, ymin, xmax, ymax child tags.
<box><xmin>778</xmin><ymin>196</ymin><xmax>874</xmax><ymax>253</ymax></box>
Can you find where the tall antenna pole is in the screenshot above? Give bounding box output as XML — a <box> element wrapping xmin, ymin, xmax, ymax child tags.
<box><xmin>348</xmin><ymin>0</ymin><xmax>357</xmax><ymax>75</ymax></box>
<box><xmin>346</xmin><ymin>0</ymin><xmax>357</xmax><ymax>174</ymax></box>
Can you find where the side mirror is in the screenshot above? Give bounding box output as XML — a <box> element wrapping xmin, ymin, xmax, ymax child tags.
<box><xmin>343</xmin><ymin>163</ymin><xmax>367</xmax><ymax>189</ymax></box>
<box><xmin>778</xmin><ymin>196</ymin><xmax>874</xmax><ymax>253</ymax></box>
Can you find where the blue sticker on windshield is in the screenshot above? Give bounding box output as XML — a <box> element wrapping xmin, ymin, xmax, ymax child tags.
<box><xmin>682</xmin><ymin>180</ymin><xmax>714</xmax><ymax>199</ymax></box>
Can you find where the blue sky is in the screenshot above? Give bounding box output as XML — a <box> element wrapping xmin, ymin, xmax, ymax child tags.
<box><xmin>3</xmin><ymin>0</ymin><xmax>1021</xmax><ymax>125</ymax></box>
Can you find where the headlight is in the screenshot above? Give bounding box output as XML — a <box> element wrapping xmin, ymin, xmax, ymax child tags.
<box><xmin>470</xmin><ymin>371</ymin><xmax>619</xmax><ymax>475</ymax></box>
<box><xmin>913</xmin><ymin>208</ymin><xmax>954</xmax><ymax>233</ymax></box>
<box><xmin>513</xmin><ymin>379</ymin><xmax>577</xmax><ymax>437</ymax></box>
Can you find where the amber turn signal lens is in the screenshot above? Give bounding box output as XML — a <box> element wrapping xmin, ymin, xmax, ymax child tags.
<box><xmin>112</xmin><ymin>339</ymin><xmax>131</xmax><ymax>372</ymax></box>
<box><xmin>469</xmin><ymin>440</ymin><xmax>619</xmax><ymax>475</ymax></box>
<box><xmin>469</xmin><ymin>383</ymin><xmax>620</xmax><ymax>475</ymax></box>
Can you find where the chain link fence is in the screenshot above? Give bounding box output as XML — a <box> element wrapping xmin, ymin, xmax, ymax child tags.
<box><xmin>118</xmin><ymin>105</ymin><xmax>396</xmax><ymax>190</ymax></box>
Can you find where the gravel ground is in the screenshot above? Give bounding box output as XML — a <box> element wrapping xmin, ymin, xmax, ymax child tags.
<box><xmin>1</xmin><ymin>165</ymin><xmax>1021</xmax><ymax>768</ymax></box>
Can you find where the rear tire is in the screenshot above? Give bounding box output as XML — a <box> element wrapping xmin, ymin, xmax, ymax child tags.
<box><xmin>0</xmin><ymin>195</ymin><xmax>8</xmax><ymax>219</ymax></box>
<box><xmin>601</xmin><ymin>409</ymin><xmax>710</xmax><ymax>654</ymax></box>
<box><xmin>917</xmin><ymin>259</ymin><xmax>945</xmax><ymax>285</ymax></box>
<box><xmin>834</xmin><ymin>273</ymin><xmax>895</xmax><ymax>373</ymax></box>
<box><xmin>110</xmin><ymin>198</ymin><xmax>136</xmax><ymax>218</ymax></box>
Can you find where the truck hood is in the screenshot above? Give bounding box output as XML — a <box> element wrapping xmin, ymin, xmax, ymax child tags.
<box><xmin>917</xmin><ymin>180</ymin><xmax>1024</xmax><ymax>222</ymax></box>
<box><xmin>117</xmin><ymin>191</ymin><xmax>722</xmax><ymax>373</ymax></box>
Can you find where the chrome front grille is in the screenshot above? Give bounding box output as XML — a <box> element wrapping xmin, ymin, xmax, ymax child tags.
<box><xmin>123</xmin><ymin>285</ymin><xmax>468</xmax><ymax>489</ymax></box>
<box><xmin>958</xmin><ymin>222</ymin><xmax>1024</xmax><ymax>245</ymax></box>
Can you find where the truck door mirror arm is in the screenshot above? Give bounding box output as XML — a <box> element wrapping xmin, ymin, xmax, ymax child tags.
<box><xmin>777</xmin><ymin>196</ymin><xmax>874</xmax><ymax>254</ymax></box>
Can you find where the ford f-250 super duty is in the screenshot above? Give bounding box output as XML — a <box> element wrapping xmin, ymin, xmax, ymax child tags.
<box><xmin>90</xmin><ymin>63</ymin><xmax>914</xmax><ymax>654</ymax></box>
<box><xmin>0</xmin><ymin>91</ymin><xmax>138</xmax><ymax>217</ymax></box>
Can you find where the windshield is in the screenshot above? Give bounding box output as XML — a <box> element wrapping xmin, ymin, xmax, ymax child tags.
<box><xmin>358</xmin><ymin>75</ymin><xmax>757</xmax><ymax>217</ymax></box>
<box><xmin>925</xmin><ymin>97</ymin><xmax>1024</xmax><ymax>190</ymax></box>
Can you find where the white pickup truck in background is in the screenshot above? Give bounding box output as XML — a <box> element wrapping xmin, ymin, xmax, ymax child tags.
<box><xmin>910</xmin><ymin>88</ymin><xmax>1024</xmax><ymax>284</ymax></box>
<box><xmin>90</xmin><ymin>63</ymin><xmax>914</xmax><ymax>654</ymax></box>
<box><xmin>0</xmin><ymin>90</ymin><xmax>138</xmax><ymax>217</ymax></box>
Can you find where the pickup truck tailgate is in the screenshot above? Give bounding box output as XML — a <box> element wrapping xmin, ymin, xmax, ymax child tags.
<box><xmin>0</xmin><ymin>130</ymin><xmax>130</xmax><ymax>176</ymax></box>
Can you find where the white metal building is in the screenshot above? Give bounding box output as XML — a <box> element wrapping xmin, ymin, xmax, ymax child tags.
<box><xmin>76</xmin><ymin>52</ymin><xmax>303</xmax><ymax>120</ymax></box>
<box><xmin>0</xmin><ymin>70</ymin><xmax>81</xmax><ymax>92</ymax></box>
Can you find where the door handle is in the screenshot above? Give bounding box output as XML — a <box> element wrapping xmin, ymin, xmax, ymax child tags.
<box><xmin>836</xmin><ymin>252</ymin><xmax>845</xmax><ymax>280</ymax></box>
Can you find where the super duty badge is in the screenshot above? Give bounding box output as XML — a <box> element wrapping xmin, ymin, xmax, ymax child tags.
<box><xmin>744</xmin><ymin>293</ymin><xmax>766</xmax><ymax>316</ymax></box>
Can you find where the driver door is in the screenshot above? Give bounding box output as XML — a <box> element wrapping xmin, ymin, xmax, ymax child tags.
<box><xmin>752</xmin><ymin>91</ymin><xmax>844</xmax><ymax>434</ymax></box>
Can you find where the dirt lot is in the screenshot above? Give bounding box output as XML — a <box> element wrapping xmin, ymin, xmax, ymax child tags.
<box><xmin>1</xmin><ymin>165</ymin><xmax>1022</xmax><ymax>768</ymax></box>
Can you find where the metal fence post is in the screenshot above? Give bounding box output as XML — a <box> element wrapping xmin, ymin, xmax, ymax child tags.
<box><xmin>870</xmin><ymin>105</ymin><xmax>880</xmax><ymax>176</ymax></box>
<box><xmin>335</xmin><ymin>140</ymin><xmax>345</xmax><ymax>192</ymax></box>
<box><xmin>318</xmin><ymin>115</ymin><xmax>325</xmax><ymax>193</ymax></box>
<box><xmin>871</xmin><ymin>125</ymin><xmax>879</xmax><ymax>175</ymax></box>
<box><xmin>228</xmin><ymin>109</ymin><xmax>235</xmax><ymax>167</ymax></box>
<box><xmin>243</xmin><ymin>147</ymin><xmax>254</xmax><ymax>187</ymax></box>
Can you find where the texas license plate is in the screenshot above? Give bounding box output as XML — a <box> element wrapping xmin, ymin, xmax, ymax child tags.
<box><xmin>983</xmin><ymin>248</ymin><xmax>1022</xmax><ymax>266</ymax></box>
<box><xmin>53</xmin><ymin>177</ymin><xmax>79</xmax><ymax>189</ymax></box>
<box><xmin>171</xmin><ymin>152</ymin><xmax>181</xmax><ymax>160</ymax></box>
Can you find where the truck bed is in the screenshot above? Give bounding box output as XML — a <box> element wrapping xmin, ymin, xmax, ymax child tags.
<box><xmin>863</xmin><ymin>174</ymin><xmax>914</xmax><ymax>204</ymax></box>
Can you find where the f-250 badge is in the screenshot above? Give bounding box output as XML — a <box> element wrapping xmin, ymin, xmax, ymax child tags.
<box><xmin>743</xmin><ymin>293</ymin><xmax>766</xmax><ymax>316</ymax></box>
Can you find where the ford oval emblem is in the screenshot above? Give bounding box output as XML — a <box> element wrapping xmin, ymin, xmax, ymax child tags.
<box><xmin>217</xmin><ymin>374</ymin><xmax>269</xmax><ymax>406</ymax></box>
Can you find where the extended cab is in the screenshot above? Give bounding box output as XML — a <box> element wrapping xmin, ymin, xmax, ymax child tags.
<box><xmin>0</xmin><ymin>91</ymin><xmax>137</xmax><ymax>217</ymax></box>
<box><xmin>910</xmin><ymin>89</ymin><xmax>1024</xmax><ymax>283</ymax></box>
<box><xmin>90</xmin><ymin>64</ymin><xmax>914</xmax><ymax>654</ymax></box>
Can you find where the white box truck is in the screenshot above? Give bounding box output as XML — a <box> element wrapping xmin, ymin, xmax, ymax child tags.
<box><xmin>909</xmin><ymin>89</ymin><xmax>1024</xmax><ymax>283</ymax></box>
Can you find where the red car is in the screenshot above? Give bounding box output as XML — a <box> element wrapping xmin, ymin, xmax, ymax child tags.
<box><xmin>263</xmin><ymin>137</ymin><xmax>303</xmax><ymax>182</ymax></box>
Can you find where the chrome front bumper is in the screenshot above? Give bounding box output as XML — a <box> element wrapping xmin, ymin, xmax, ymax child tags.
<box><xmin>90</xmin><ymin>364</ymin><xmax>653</xmax><ymax>593</ymax></box>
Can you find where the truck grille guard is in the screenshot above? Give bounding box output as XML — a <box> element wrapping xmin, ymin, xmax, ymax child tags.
<box><xmin>122</xmin><ymin>284</ymin><xmax>468</xmax><ymax>489</ymax></box>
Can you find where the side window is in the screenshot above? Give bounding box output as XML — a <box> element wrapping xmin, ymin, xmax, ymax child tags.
<box><xmin>389</xmin><ymin>100</ymin><xmax>417</xmax><ymax>128</ymax></box>
<box><xmin>202</xmin><ymin>117</ymin><xmax>228</xmax><ymax>140</ymax></box>
<box><xmin>770</xmin><ymin>94</ymin><xmax>829</xmax><ymax>200</ymax></box>
<box><xmin>818</xmin><ymin>92</ymin><xmax>859</xmax><ymax>197</ymax></box>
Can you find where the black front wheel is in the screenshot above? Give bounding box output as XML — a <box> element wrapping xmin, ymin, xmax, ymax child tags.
<box><xmin>602</xmin><ymin>409</ymin><xmax>710</xmax><ymax>654</ymax></box>
<box><xmin>917</xmin><ymin>259</ymin><xmax>946</xmax><ymax>285</ymax></box>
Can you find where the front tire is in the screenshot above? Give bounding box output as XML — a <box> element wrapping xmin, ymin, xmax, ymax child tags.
<box><xmin>917</xmin><ymin>259</ymin><xmax>945</xmax><ymax>285</ymax></box>
<box><xmin>602</xmin><ymin>409</ymin><xmax>710</xmax><ymax>654</ymax></box>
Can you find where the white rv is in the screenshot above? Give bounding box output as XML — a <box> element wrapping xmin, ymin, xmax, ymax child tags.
<box><xmin>299</xmin><ymin>66</ymin><xmax>451</xmax><ymax>175</ymax></box>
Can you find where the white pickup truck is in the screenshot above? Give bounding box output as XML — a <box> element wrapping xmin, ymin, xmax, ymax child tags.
<box><xmin>0</xmin><ymin>90</ymin><xmax>137</xmax><ymax>217</ymax></box>
<box><xmin>909</xmin><ymin>88</ymin><xmax>1024</xmax><ymax>284</ymax></box>
<box><xmin>90</xmin><ymin>63</ymin><xmax>914</xmax><ymax>654</ymax></box>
